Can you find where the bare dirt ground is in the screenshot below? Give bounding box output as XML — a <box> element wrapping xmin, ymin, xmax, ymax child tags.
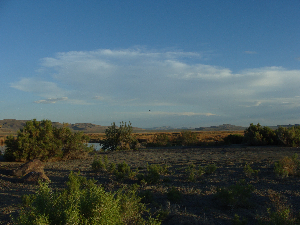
<box><xmin>1</xmin><ymin>146</ymin><xmax>300</xmax><ymax>224</ymax></box>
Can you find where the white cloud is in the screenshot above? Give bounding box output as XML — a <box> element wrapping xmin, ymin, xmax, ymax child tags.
<box><xmin>35</xmin><ymin>97</ymin><xmax>68</xmax><ymax>104</ymax></box>
<box><xmin>11</xmin><ymin>78</ymin><xmax>68</xmax><ymax>98</ymax></box>
<box><xmin>10</xmin><ymin>48</ymin><xmax>300</xmax><ymax>127</ymax></box>
<box><xmin>144</xmin><ymin>111</ymin><xmax>216</xmax><ymax>116</ymax></box>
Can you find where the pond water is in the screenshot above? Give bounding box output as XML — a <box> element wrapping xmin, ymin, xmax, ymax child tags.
<box><xmin>0</xmin><ymin>145</ymin><xmax>5</xmax><ymax>154</ymax></box>
<box><xmin>87</xmin><ymin>143</ymin><xmax>102</xmax><ymax>151</ymax></box>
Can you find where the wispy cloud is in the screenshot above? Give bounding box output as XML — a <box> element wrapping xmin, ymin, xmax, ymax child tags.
<box><xmin>11</xmin><ymin>78</ymin><xmax>68</xmax><ymax>98</ymax></box>
<box><xmin>35</xmin><ymin>97</ymin><xmax>68</xmax><ymax>104</ymax></box>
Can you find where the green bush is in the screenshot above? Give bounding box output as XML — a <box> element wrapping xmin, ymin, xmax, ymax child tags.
<box><xmin>274</xmin><ymin>154</ymin><xmax>300</xmax><ymax>178</ymax></box>
<box><xmin>276</xmin><ymin>126</ymin><xmax>300</xmax><ymax>147</ymax></box>
<box><xmin>100</xmin><ymin>121</ymin><xmax>138</xmax><ymax>151</ymax></box>
<box><xmin>13</xmin><ymin>172</ymin><xmax>160</xmax><ymax>225</ymax></box>
<box><xmin>114</xmin><ymin>161</ymin><xmax>137</xmax><ymax>181</ymax></box>
<box><xmin>137</xmin><ymin>164</ymin><xmax>169</xmax><ymax>184</ymax></box>
<box><xmin>215</xmin><ymin>179</ymin><xmax>254</xmax><ymax>208</ymax></box>
<box><xmin>205</xmin><ymin>164</ymin><xmax>218</xmax><ymax>174</ymax></box>
<box><xmin>175</xmin><ymin>131</ymin><xmax>199</xmax><ymax>146</ymax></box>
<box><xmin>4</xmin><ymin>119</ymin><xmax>92</xmax><ymax>162</ymax></box>
<box><xmin>223</xmin><ymin>134</ymin><xmax>244</xmax><ymax>145</ymax></box>
<box><xmin>91</xmin><ymin>155</ymin><xmax>106</xmax><ymax>172</ymax></box>
<box><xmin>167</xmin><ymin>186</ymin><xmax>182</xmax><ymax>203</ymax></box>
<box><xmin>244</xmin><ymin>163</ymin><xmax>260</xmax><ymax>177</ymax></box>
<box><xmin>244</xmin><ymin>123</ymin><xmax>277</xmax><ymax>146</ymax></box>
<box><xmin>258</xmin><ymin>190</ymin><xmax>297</xmax><ymax>225</ymax></box>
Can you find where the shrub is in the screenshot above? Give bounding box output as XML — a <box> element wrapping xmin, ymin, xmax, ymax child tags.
<box><xmin>146</xmin><ymin>133</ymin><xmax>171</xmax><ymax>147</ymax></box>
<box><xmin>4</xmin><ymin>119</ymin><xmax>92</xmax><ymax>162</ymax></box>
<box><xmin>276</xmin><ymin>126</ymin><xmax>300</xmax><ymax>147</ymax></box>
<box><xmin>223</xmin><ymin>134</ymin><xmax>244</xmax><ymax>145</ymax></box>
<box><xmin>244</xmin><ymin>163</ymin><xmax>260</xmax><ymax>177</ymax></box>
<box><xmin>138</xmin><ymin>164</ymin><xmax>169</xmax><ymax>184</ymax></box>
<box><xmin>274</xmin><ymin>154</ymin><xmax>300</xmax><ymax>178</ymax></box>
<box><xmin>244</xmin><ymin>123</ymin><xmax>277</xmax><ymax>146</ymax></box>
<box><xmin>175</xmin><ymin>131</ymin><xmax>199</xmax><ymax>146</ymax></box>
<box><xmin>114</xmin><ymin>161</ymin><xmax>137</xmax><ymax>181</ymax></box>
<box><xmin>205</xmin><ymin>164</ymin><xmax>218</xmax><ymax>174</ymax></box>
<box><xmin>215</xmin><ymin>179</ymin><xmax>254</xmax><ymax>208</ymax></box>
<box><xmin>91</xmin><ymin>155</ymin><xmax>106</xmax><ymax>172</ymax></box>
<box><xmin>13</xmin><ymin>172</ymin><xmax>160</xmax><ymax>225</ymax></box>
<box><xmin>185</xmin><ymin>164</ymin><xmax>197</xmax><ymax>182</ymax></box>
<box><xmin>100</xmin><ymin>121</ymin><xmax>138</xmax><ymax>151</ymax></box>
<box><xmin>258</xmin><ymin>190</ymin><xmax>297</xmax><ymax>225</ymax></box>
<box><xmin>167</xmin><ymin>186</ymin><xmax>182</xmax><ymax>203</ymax></box>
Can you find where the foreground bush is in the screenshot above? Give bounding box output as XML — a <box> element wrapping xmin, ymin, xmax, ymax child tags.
<box><xmin>4</xmin><ymin>119</ymin><xmax>92</xmax><ymax>162</ymax></box>
<box><xmin>274</xmin><ymin>154</ymin><xmax>300</xmax><ymax>178</ymax></box>
<box><xmin>13</xmin><ymin>172</ymin><xmax>160</xmax><ymax>225</ymax></box>
<box><xmin>100</xmin><ymin>121</ymin><xmax>138</xmax><ymax>151</ymax></box>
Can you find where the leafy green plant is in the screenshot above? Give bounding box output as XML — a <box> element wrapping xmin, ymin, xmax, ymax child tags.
<box><xmin>205</xmin><ymin>164</ymin><xmax>217</xmax><ymax>174</ymax></box>
<box><xmin>167</xmin><ymin>186</ymin><xmax>182</xmax><ymax>203</ymax></box>
<box><xmin>91</xmin><ymin>155</ymin><xmax>106</xmax><ymax>172</ymax></box>
<box><xmin>186</xmin><ymin>164</ymin><xmax>197</xmax><ymax>182</ymax></box>
<box><xmin>138</xmin><ymin>164</ymin><xmax>169</xmax><ymax>184</ymax></box>
<box><xmin>100</xmin><ymin>121</ymin><xmax>138</xmax><ymax>151</ymax></box>
<box><xmin>215</xmin><ymin>179</ymin><xmax>254</xmax><ymax>208</ymax></box>
<box><xmin>114</xmin><ymin>161</ymin><xmax>137</xmax><ymax>180</ymax></box>
<box><xmin>274</xmin><ymin>154</ymin><xmax>300</xmax><ymax>178</ymax></box>
<box><xmin>244</xmin><ymin>163</ymin><xmax>260</xmax><ymax>177</ymax></box>
<box><xmin>4</xmin><ymin>119</ymin><xmax>92</xmax><ymax>162</ymax></box>
<box><xmin>13</xmin><ymin>172</ymin><xmax>160</xmax><ymax>225</ymax></box>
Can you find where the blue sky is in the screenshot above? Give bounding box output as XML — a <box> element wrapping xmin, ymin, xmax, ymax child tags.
<box><xmin>1</xmin><ymin>0</ymin><xmax>300</xmax><ymax>128</ymax></box>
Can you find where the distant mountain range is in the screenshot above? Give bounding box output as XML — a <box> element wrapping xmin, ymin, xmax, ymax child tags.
<box><xmin>0</xmin><ymin>119</ymin><xmax>145</xmax><ymax>134</ymax></box>
<box><xmin>0</xmin><ymin>119</ymin><xmax>298</xmax><ymax>134</ymax></box>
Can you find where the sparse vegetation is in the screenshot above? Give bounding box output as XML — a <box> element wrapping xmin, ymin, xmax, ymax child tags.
<box><xmin>244</xmin><ymin>163</ymin><xmax>260</xmax><ymax>177</ymax></box>
<box><xmin>274</xmin><ymin>154</ymin><xmax>300</xmax><ymax>178</ymax></box>
<box><xmin>215</xmin><ymin>179</ymin><xmax>255</xmax><ymax>208</ymax></box>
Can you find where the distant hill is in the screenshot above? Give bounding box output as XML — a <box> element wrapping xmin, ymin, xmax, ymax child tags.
<box><xmin>0</xmin><ymin>119</ymin><xmax>145</xmax><ymax>134</ymax></box>
<box><xmin>195</xmin><ymin>124</ymin><xmax>247</xmax><ymax>131</ymax></box>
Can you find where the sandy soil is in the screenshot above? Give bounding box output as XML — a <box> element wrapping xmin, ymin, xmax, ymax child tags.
<box><xmin>1</xmin><ymin>145</ymin><xmax>300</xmax><ymax>224</ymax></box>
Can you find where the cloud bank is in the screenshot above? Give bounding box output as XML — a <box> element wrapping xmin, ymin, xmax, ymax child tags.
<box><xmin>10</xmin><ymin>48</ymin><xmax>300</xmax><ymax>126</ymax></box>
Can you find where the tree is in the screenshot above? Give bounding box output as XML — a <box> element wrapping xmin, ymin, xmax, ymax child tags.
<box><xmin>100</xmin><ymin>121</ymin><xmax>138</xmax><ymax>151</ymax></box>
<box><xmin>4</xmin><ymin>119</ymin><xmax>92</xmax><ymax>162</ymax></box>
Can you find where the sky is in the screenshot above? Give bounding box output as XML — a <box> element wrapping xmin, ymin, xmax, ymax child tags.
<box><xmin>1</xmin><ymin>0</ymin><xmax>300</xmax><ymax>128</ymax></box>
